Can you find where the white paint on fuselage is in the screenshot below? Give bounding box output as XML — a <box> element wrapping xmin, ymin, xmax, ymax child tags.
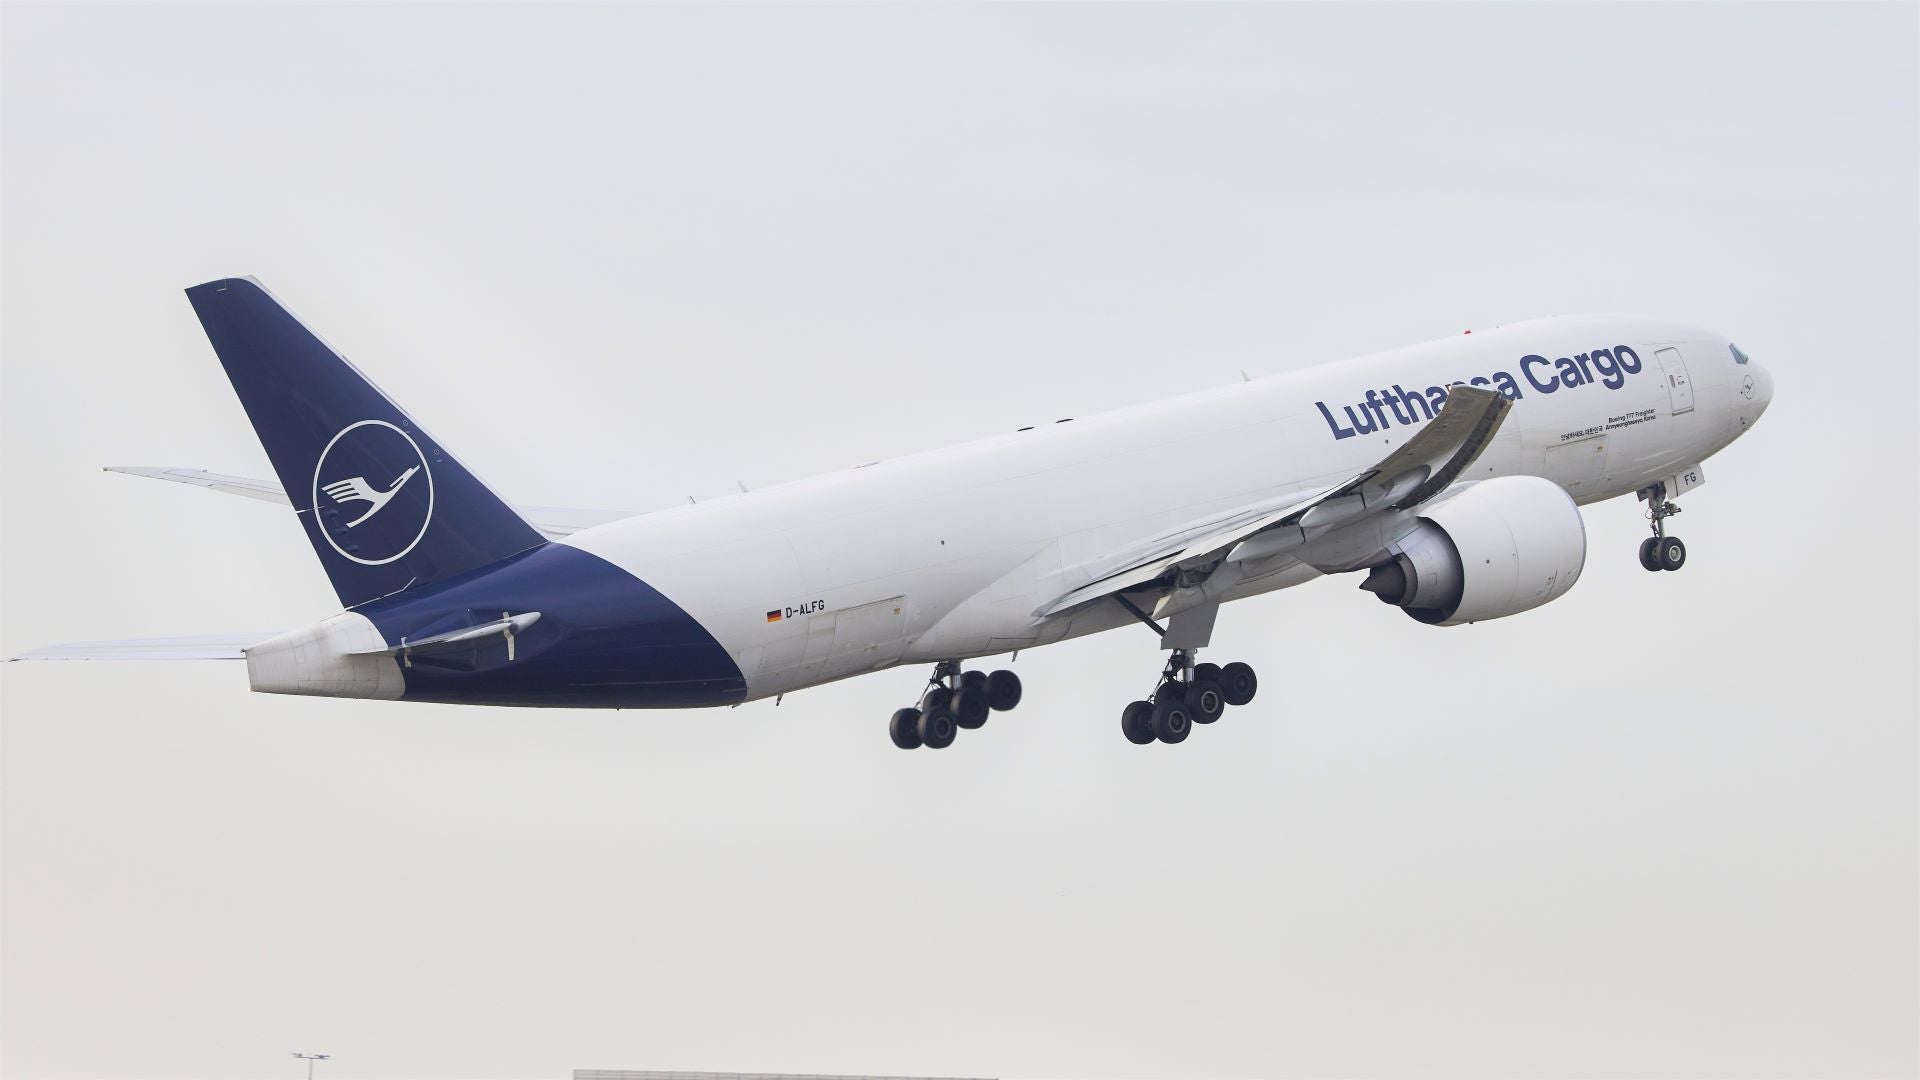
<box><xmin>561</xmin><ymin>315</ymin><xmax>1760</xmax><ymax>701</ymax></box>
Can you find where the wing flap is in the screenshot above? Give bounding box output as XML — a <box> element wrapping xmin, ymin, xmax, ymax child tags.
<box><xmin>1041</xmin><ymin>490</ymin><xmax>1321</xmax><ymax>616</ymax></box>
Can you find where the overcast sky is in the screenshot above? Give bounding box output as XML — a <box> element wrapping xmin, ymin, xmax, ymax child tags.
<box><xmin>2</xmin><ymin>3</ymin><xmax>1915</xmax><ymax>1078</ymax></box>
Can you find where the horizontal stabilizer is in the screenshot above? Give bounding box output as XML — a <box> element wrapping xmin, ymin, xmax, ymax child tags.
<box><xmin>106</xmin><ymin>466</ymin><xmax>290</xmax><ymax>504</ymax></box>
<box><xmin>7</xmin><ymin>634</ymin><xmax>274</xmax><ymax>661</ymax></box>
<box><xmin>106</xmin><ymin>465</ymin><xmax>632</xmax><ymax>539</ymax></box>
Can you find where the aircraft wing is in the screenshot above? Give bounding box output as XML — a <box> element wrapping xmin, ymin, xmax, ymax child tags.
<box><xmin>105</xmin><ymin>466</ymin><xmax>632</xmax><ymax>539</ymax></box>
<box><xmin>1040</xmin><ymin>384</ymin><xmax>1512</xmax><ymax>617</ymax></box>
<box><xmin>6</xmin><ymin>634</ymin><xmax>275</xmax><ymax>661</ymax></box>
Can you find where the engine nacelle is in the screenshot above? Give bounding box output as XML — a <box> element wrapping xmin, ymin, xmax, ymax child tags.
<box><xmin>1359</xmin><ymin>475</ymin><xmax>1585</xmax><ymax>626</ymax></box>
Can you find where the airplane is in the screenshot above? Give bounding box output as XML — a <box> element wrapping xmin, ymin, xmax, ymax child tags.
<box><xmin>8</xmin><ymin>277</ymin><xmax>1773</xmax><ymax>749</ymax></box>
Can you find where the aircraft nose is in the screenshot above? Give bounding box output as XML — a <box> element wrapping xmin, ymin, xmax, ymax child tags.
<box><xmin>1747</xmin><ymin>361</ymin><xmax>1773</xmax><ymax>420</ymax></box>
<box><xmin>1731</xmin><ymin>342</ymin><xmax>1772</xmax><ymax>424</ymax></box>
<box><xmin>1735</xmin><ymin>351</ymin><xmax>1774</xmax><ymax>422</ymax></box>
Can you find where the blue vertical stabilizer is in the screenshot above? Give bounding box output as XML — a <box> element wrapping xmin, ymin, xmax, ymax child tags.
<box><xmin>186</xmin><ymin>277</ymin><xmax>546</xmax><ymax>607</ymax></box>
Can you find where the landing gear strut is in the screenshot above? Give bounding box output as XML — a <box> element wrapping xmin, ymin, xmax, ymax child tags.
<box><xmin>1120</xmin><ymin>649</ymin><xmax>1257</xmax><ymax>746</ymax></box>
<box><xmin>889</xmin><ymin>660</ymin><xmax>1023</xmax><ymax>750</ymax></box>
<box><xmin>1638</xmin><ymin>483</ymin><xmax>1687</xmax><ymax>572</ymax></box>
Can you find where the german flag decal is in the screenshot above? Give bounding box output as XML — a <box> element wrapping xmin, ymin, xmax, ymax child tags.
<box><xmin>766</xmin><ymin>610</ymin><xmax>783</xmax><ymax>623</ymax></box>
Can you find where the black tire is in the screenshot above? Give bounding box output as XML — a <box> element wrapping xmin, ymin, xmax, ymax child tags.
<box><xmin>1657</xmin><ymin>536</ymin><xmax>1687</xmax><ymax>571</ymax></box>
<box><xmin>1187</xmin><ymin>677</ymin><xmax>1225</xmax><ymax>724</ymax></box>
<box><xmin>952</xmin><ymin>685</ymin><xmax>990</xmax><ymax>729</ymax></box>
<box><xmin>1194</xmin><ymin>662</ymin><xmax>1222</xmax><ymax>685</ymax></box>
<box><xmin>1638</xmin><ymin>536</ymin><xmax>1662</xmax><ymax>572</ymax></box>
<box><xmin>1152</xmin><ymin>690</ymin><xmax>1192</xmax><ymax>744</ymax></box>
<box><xmin>987</xmin><ymin>669</ymin><xmax>1023</xmax><ymax>711</ymax></box>
<box><xmin>1121</xmin><ymin>700</ymin><xmax>1155</xmax><ymax>745</ymax></box>
<box><xmin>960</xmin><ymin>669</ymin><xmax>988</xmax><ymax>694</ymax></box>
<box><xmin>889</xmin><ymin>708</ymin><xmax>923</xmax><ymax>749</ymax></box>
<box><xmin>917</xmin><ymin>706</ymin><xmax>956</xmax><ymax>749</ymax></box>
<box><xmin>1220</xmin><ymin>662</ymin><xmax>1258</xmax><ymax>707</ymax></box>
<box><xmin>921</xmin><ymin>685</ymin><xmax>952</xmax><ymax>716</ymax></box>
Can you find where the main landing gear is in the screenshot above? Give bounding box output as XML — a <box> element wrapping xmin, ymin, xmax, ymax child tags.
<box><xmin>1120</xmin><ymin>649</ymin><xmax>1258</xmax><ymax>746</ymax></box>
<box><xmin>889</xmin><ymin>660</ymin><xmax>1023</xmax><ymax>750</ymax></box>
<box><xmin>1107</xmin><ymin>598</ymin><xmax>1254</xmax><ymax>746</ymax></box>
<box><xmin>1637</xmin><ymin>484</ymin><xmax>1688</xmax><ymax>572</ymax></box>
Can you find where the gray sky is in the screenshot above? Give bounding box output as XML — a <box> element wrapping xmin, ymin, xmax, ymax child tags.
<box><xmin>2</xmin><ymin>3</ymin><xmax>1915</xmax><ymax>1078</ymax></box>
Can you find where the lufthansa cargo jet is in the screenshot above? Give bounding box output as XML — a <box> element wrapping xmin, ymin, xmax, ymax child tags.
<box><xmin>10</xmin><ymin>279</ymin><xmax>1773</xmax><ymax>748</ymax></box>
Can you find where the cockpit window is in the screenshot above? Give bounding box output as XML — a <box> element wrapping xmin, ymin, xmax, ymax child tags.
<box><xmin>1730</xmin><ymin>343</ymin><xmax>1750</xmax><ymax>364</ymax></box>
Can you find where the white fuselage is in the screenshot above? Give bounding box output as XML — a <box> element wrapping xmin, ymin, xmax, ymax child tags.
<box><xmin>562</xmin><ymin>315</ymin><xmax>1769</xmax><ymax>701</ymax></box>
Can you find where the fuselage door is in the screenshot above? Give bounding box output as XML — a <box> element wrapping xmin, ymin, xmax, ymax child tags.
<box><xmin>1543</xmin><ymin>435</ymin><xmax>1609</xmax><ymax>498</ymax></box>
<box><xmin>829</xmin><ymin>596</ymin><xmax>907</xmax><ymax>671</ymax></box>
<box><xmin>1653</xmin><ymin>346</ymin><xmax>1695</xmax><ymax>414</ymax></box>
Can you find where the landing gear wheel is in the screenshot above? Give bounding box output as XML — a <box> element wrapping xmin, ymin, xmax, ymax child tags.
<box><xmin>921</xmin><ymin>685</ymin><xmax>952</xmax><ymax>717</ymax></box>
<box><xmin>1641</xmin><ymin>483</ymin><xmax>1685</xmax><ymax>570</ymax></box>
<box><xmin>1187</xmin><ymin>677</ymin><xmax>1225</xmax><ymax>724</ymax></box>
<box><xmin>1151</xmin><ymin>689</ymin><xmax>1192</xmax><ymax>744</ymax></box>
<box><xmin>1194</xmin><ymin>662</ymin><xmax>1221</xmax><ymax>685</ymax></box>
<box><xmin>952</xmin><ymin>685</ymin><xmax>990</xmax><ymax>729</ymax></box>
<box><xmin>889</xmin><ymin>708</ymin><xmax>923</xmax><ymax>750</ymax></box>
<box><xmin>959</xmin><ymin>670</ymin><xmax>988</xmax><ymax>695</ymax></box>
<box><xmin>986</xmin><ymin>669</ymin><xmax>1022</xmax><ymax>711</ymax></box>
<box><xmin>1656</xmin><ymin>536</ymin><xmax>1687</xmax><ymax>571</ymax></box>
<box><xmin>1219</xmin><ymin>662</ymin><xmax>1258</xmax><ymax>707</ymax></box>
<box><xmin>917</xmin><ymin>706</ymin><xmax>956</xmax><ymax>749</ymax></box>
<box><xmin>1121</xmin><ymin>700</ymin><xmax>1155</xmax><ymax>745</ymax></box>
<box><xmin>1638</xmin><ymin>536</ymin><xmax>1662</xmax><ymax>571</ymax></box>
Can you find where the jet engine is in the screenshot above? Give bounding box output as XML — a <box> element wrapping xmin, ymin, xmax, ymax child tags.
<box><xmin>1359</xmin><ymin>475</ymin><xmax>1585</xmax><ymax>626</ymax></box>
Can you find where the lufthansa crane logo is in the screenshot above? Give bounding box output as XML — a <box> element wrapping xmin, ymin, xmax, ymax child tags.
<box><xmin>311</xmin><ymin>419</ymin><xmax>435</xmax><ymax>566</ymax></box>
<box><xmin>323</xmin><ymin>467</ymin><xmax>421</xmax><ymax>527</ymax></box>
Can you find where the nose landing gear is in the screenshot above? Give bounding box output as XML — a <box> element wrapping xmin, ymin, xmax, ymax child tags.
<box><xmin>888</xmin><ymin>660</ymin><xmax>1023</xmax><ymax>750</ymax></box>
<box><xmin>1637</xmin><ymin>483</ymin><xmax>1688</xmax><ymax>572</ymax></box>
<box><xmin>1639</xmin><ymin>534</ymin><xmax>1687</xmax><ymax>572</ymax></box>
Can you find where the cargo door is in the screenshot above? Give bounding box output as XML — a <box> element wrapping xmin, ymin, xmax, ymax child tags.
<box><xmin>828</xmin><ymin>596</ymin><xmax>907</xmax><ymax>674</ymax></box>
<box><xmin>1544</xmin><ymin>436</ymin><xmax>1610</xmax><ymax>498</ymax></box>
<box><xmin>800</xmin><ymin>610</ymin><xmax>837</xmax><ymax>667</ymax></box>
<box><xmin>1654</xmin><ymin>347</ymin><xmax>1694</xmax><ymax>414</ymax></box>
